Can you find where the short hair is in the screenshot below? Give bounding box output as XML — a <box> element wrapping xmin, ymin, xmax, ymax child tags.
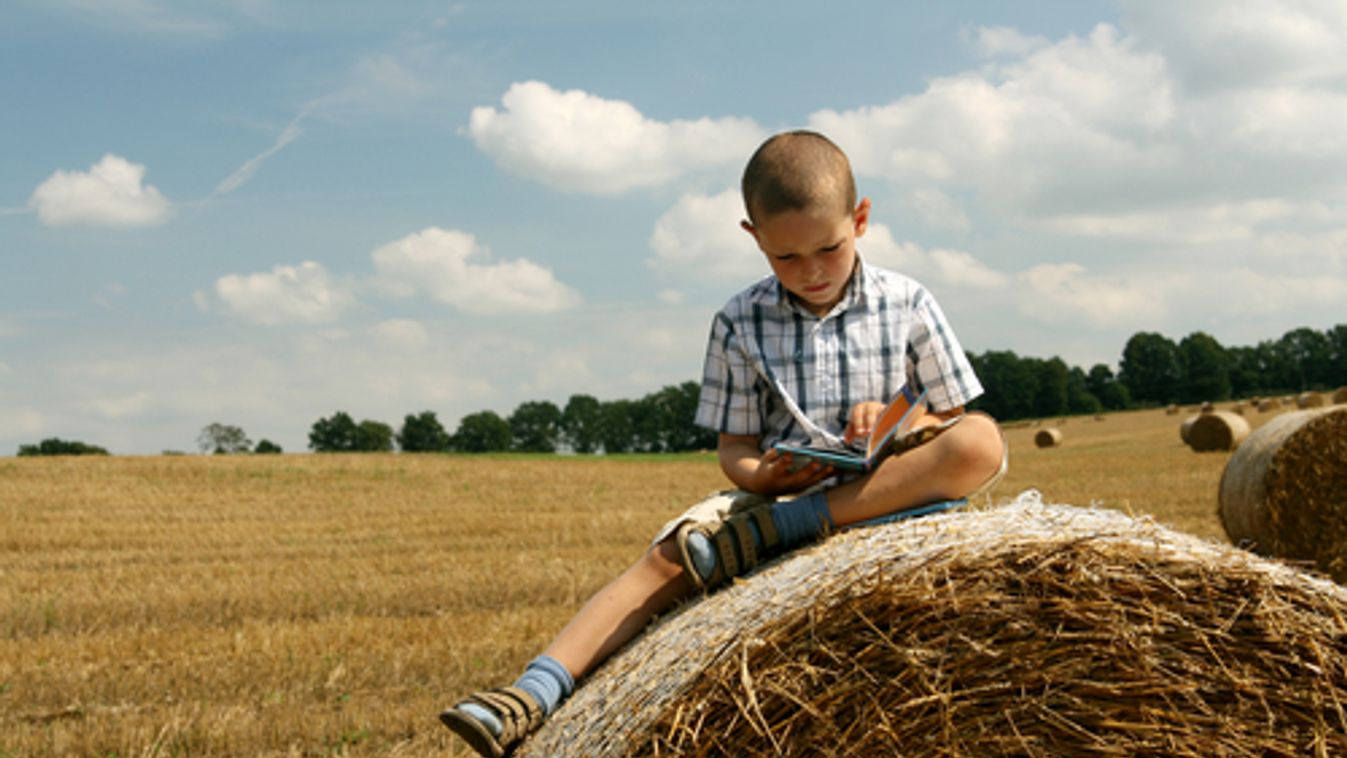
<box><xmin>741</xmin><ymin>130</ymin><xmax>857</xmax><ymax>225</ymax></box>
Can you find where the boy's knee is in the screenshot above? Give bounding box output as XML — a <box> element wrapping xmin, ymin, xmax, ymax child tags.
<box><xmin>644</xmin><ymin>538</ymin><xmax>690</xmax><ymax>583</ymax></box>
<box><xmin>948</xmin><ymin>412</ymin><xmax>1005</xmax><ymax>479</ymax></box>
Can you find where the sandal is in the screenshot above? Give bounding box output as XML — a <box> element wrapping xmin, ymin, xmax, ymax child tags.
<box><xmin>439</xmin><ymin>686</ymin><xmax>543</xmax><ymax>758</ymax></box>
<box><xmin>675</xmin><ymin>504</ymin><xmax>781</xmax><ymax>592</ymax></box>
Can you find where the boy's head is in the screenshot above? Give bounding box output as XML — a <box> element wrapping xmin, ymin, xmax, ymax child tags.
<box><xmin>740</xmin><ymin>130</ymin><xmax>870</xmax><ymax>317</ymax></box>
<box><xmin>741</xmin><ymin>130</ymin><xmax>856</xmax><ymax>226</ymax></box>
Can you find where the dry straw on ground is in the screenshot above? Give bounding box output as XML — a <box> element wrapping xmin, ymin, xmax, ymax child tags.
<box><xmin>519</xmin><ymin>494</ymin><xmax>1347</xmax><ymax>757</ymax></box>
<box><xmin>1220</xmin><ymin>406</ymin><xmax>1347</xmax><ymax>582</ymax></box>
<box><xmin>1033</xmin><ymin>428</ymin><xmax>1061</xmax><ymax>448</ymax></box>
<box><xmin>1185</xmin><ymin>410</ymin><xmax>1250</xmax><ymax>452</ymax></box>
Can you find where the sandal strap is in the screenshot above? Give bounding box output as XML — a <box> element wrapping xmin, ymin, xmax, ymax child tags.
<box><xmin>467</xmin><ymin>686</ymin><xmax>542</xmax><ymax>743</ymax></box>
<box><xmin>711</xmin><ymin>526</ymin><xmax>741</xmax><ymax>580</ymax></box>
<box><xmin>725</xmin><ymin>514</ymin><xmax>758</xmax><ymax>571</ymax></box>
<box><xmin>746</xmin><ymin>505</ymin><xmax>780</xmax><ymax>551</ymax></box>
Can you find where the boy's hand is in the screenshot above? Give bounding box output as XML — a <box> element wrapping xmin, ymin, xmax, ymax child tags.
<box><xmin>843</xmin><ymin>401</ymin><xmax>887</xmax><ymax>444</ymax></box>
<box><xmin>748</xmin><ymin>448</ymin><xmax>834</xmax><ymax>496</ymax></box>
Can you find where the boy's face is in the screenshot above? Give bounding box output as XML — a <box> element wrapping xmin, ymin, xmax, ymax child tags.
<box><xmin>742</xmin><ymin>198</ymin><xmax>870</xmax><ymax>317</ymax></box>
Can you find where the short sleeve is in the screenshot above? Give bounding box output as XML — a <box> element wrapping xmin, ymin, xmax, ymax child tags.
<box><xmin>907</xmin><ymin>288</ymin><xmax>983</xmax><ymax>411</ymax></box>
<box><xmin>695</xmin><ymin>312</ymin><xmax>764</xmax><ymax>436</ymax></box>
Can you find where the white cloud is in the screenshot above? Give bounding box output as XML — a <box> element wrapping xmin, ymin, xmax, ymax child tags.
<box><xmin>466</xmin><ymin>81</ymin><xmax>765</xmax><ymax>194</ymax></box>
<box><xmin>860</xmin><ymin>223</ymin><xmax>1007</xmax><ymax>290</ymax></box>
<box><xmin>211</xmin><ymin>261</ymin><xmax>355</xmax><ymax>325</ymax></box>
<box><xmin>972</xmin><ymin>26</ymin><xmax>1049</xmax><ymax>58</ymax></box>
<box><xmin>647</xmin><ymin>189</ymin><xmax>762</xmax><ymax>282</ymax></box>
<box><xmin>371</xmin><ymin>319</ymin><xmax>430</xmax><ymax>351</ymax></box>
<box><xmin>904</xmin><ymin>188</ymin><xmax>971</xmax><ymax>233</ymax></box>
<box><xmin>1019</xmin><ymin>262</ymin><xmax>1168</xmax><ymax>328</ymax></box>
<box><xmin>28</xmin><ymin>154</ymin><xmax>171</xmax><ymax>228</ymax></box>
<box><xmin>371</xmin><ymin>227</ymin><xmax>580</xmax><ymax>315</ymax></box>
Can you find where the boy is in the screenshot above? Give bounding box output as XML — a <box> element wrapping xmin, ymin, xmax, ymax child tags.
<box><xmin>439</xmin><ymin>130</ymin><xmax>1005</xmax><ymax>757</ymax></box>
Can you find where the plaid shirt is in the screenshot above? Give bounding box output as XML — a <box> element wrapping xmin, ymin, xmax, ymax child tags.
<box><xmin>695</xmin><ymin>260</ymin><xmax>982</xmax><ymax>451</ymax></box>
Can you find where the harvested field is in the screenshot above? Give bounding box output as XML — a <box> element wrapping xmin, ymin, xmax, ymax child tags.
<box><xmin>0</xmin><ymin>403</ymin><xmax>1333</xmax><ymax>756</ymax></box>
<box><xmin>521</xmin><ymin>495</ymin><xmax>1347</xmax><ymax>756</ymax></box>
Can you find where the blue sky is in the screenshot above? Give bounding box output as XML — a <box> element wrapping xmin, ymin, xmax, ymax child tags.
<box><xmin>4</xmin><ymin>1</ymin><xmax>1346</xmax><ymax>455</ymax></box>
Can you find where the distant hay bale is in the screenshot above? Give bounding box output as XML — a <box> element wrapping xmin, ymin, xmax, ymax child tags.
<box><xmin>1186</xmin><ymin>410</ymin><xmax>1250</xmax><ymax>452</ymax></box>
<box><xmin>1179</xmin><ymin>415</ymin><xmax>1197</xmax><ymax>444</ymax></box>
<box><xmin>518</xmin><ymin>495</ymin><xmax>1347</xmax><ymax>757</ymax></box>
<box><xmin>1298</xmin><ymin>392</ymin><xmax>1325</xmax><ymax>409</ymax></box>
<box><xmin>1219</xmin><ymin>406</ymin><xmax>1347</xmax><ymax>581</ymax></box>
<box><xmin>1200</xmin><ymin>401</ymin><xmax>1214</xmax><ymax>414</ymax></box>
<box><xmin>1231</xmin><ymin>402</ymin><xmax>1245</xmax><ymax>415</ymax></box>
<box><xmin>1257</xmin><ymin>398</ymin><xmax>1276</xmax><ymax>412</ymax></box>
<box><xmin>1335</xmin><ymin>387</ymin><xmax>1347</xmax><ymax>405</ymax></box>
<box><xmin>1165</xmin><ymin>404</ymin><xmax>1179</xmax><ymax>415</ymax></box>
<box><xmin>1034</xmin><ymin>428</ymin><xmax>1062</xmax><ymax>448</ymax></box>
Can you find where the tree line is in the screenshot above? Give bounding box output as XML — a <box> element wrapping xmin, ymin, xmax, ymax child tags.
<box><xmin>967</xmin><ymin>324</ymin><xmax>1347</xmax><ymax>421</ymax></box>
<box><xmin>15</xmin><ymin>324</ymin><xmax>1345</xmax><ymax>456</ymax></box>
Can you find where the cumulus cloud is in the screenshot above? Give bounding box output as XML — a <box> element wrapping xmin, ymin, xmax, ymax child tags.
<box><xmin>647</xmin><ymin>189</ymin><xmax>762</xmax><ymax>281</ymax></box>
<box><xmin>860</xmin><ymin>223</ymin><xmax>1007</xmax><ymax>291</ymax></box>
<box><xmin>371</xmin><ymin>226</ymin><xmax>580</xmax><ymax>315</ymax></box>
<box><xmin>28</xmin><ymin>154</ymin><xmax>171</xmax><ymax>227</ymax></box>
<box><xmin>467</xmin><ymin>81</ymin><xmax>765</xmax><ymax>193</ymax></box>
<box><xmin>211</xmin><ymin>261</ymin><xmax>355</xmax><ymax>325</ymax></box>
<box><xmin>371</xmin><ymin>318</ymin><xmax>430</xmax><ymax>350</ymax></box>
<box><xmin>1019</xmin><ymin>262</ymin><xmax>1168</xmax><ymax>328</ymax></box>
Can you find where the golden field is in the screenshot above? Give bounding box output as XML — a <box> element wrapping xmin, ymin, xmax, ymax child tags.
<box><xmin>0</xmin><ymin>401</ymin><xmax>1324</xmax><ymax>756</ymax></box>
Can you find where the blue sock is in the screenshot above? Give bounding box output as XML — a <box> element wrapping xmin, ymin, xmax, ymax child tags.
<box><xmin>457</xmin><ymin>654</ymin><xmax>574</xmax><ymax>737</ymax></box>
<box><xmin>770</xmin><ymin>492</ymin><xmax>834</xmax><ymax>547</ymax></box>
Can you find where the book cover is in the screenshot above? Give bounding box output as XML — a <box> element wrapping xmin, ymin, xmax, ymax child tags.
<box><xmin>773</xmin><ymin>385</ymin><xmax>929</xmax><ymax>472</ymax></box>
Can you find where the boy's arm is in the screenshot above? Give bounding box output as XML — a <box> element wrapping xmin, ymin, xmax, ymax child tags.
<box><xmin>717</xmin><ymin>433</ymin><xmax>835</xmax><ymax>497</ymax></box>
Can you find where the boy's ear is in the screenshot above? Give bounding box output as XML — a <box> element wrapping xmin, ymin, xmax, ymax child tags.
<box><xmin>740</xmin><ymin>219</ymin><xmax>759</xmax><ymax>242</ymax></box>
<box><xmin>853</xmin><ymin>197</ymin><xmax>872</xmax><ymax>238</ymax></box>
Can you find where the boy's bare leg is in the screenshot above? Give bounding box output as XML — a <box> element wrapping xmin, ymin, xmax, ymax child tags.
<box><xmin>825</xmin><ymin>411</ymin><xmax>1004</xmax><ymax>527</ymax></box>
<box><xmin>541</xmin><ymin>538</ymin><xmax>693</xmax><ymax>680</ymax></box>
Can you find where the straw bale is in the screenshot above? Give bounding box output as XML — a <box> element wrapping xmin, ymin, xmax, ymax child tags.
<box><xmin>519</xmin><ymin>494</ymin><xmax>1347</xmax><ymax>757</ymax></box>
<box><xmin>1165</xmin><ymin>404</ymin><xmax>1179</xmax><ymax>415</ymax></box>
<box><xmin>1178</xmin><ymin>415</ymin><xmax>1197</xmax><ymax>444</ymax></box>
<box><xmin>1033</xmin><ymin>428</ymin><xmax>1062</xmax><ymax>448</ymax></box>
<box><xmin>1219</xmin><ymin>406</ymin><xmax>1347</xmax><ymax>581</ymax></box>
<box><xmin>1186</xmin><ymin>410</ymin><xmax>1250</xmax><ymax>452</ymax></box>
<box><xmin>1257</xmin><ymin>398</ymin><xmax>1275</xmax><ymax>412</ymax></box>
<box><xmin>1298</xmin><ymin>392</ymin><xmax>1325</xmax><ymax>409</ymax></box>
<box><xmin>1334</xmin><ymin>386</ymin><xmax>1347</xmax><ymax>405</ymax></box>
<box><xmin>1199</xmin><ymin>401</ymin><xmax>1214</xmax><ymax>413</ymax></box>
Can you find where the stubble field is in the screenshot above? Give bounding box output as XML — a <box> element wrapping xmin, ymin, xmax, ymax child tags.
<box><xmin>0</xmin><ymin>402</ymin><xmax>1319</xmax><ymax>756</ymax></box>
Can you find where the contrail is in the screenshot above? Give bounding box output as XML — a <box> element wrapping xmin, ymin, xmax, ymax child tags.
<box><xmin>208</xmin><ymin>101</ymin><xmax>318</xmax><ymax>200</ymax></box>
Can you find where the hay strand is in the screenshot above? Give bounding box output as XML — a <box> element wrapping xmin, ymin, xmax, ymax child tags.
<box><xmin>518</xmin><ymin>495</ymin><xmax>1347</xmax><ymax>757</ymax></box>
<box><xmin>1034</xmin><ymin>428</ymin><xmax>1062</xmax><ymax>448</ymax></box>
<box><xmin>1219</xmin><ymin>406</ymin><xmax>1347</xmax><ymax>581</ymax></box>
<box><xmin>1186</xmin><ymin>410</ymin><xmax>1250</xmax><ymax>452</ymax></box>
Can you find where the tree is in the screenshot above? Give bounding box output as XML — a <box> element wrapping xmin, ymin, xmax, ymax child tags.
<box><xmin>309</xmin><ymin>411</ymin><xmax>360</xmax><ymax>452</ymax></box>
<box><xmin>1119</xmin><ymin>332</ymin><xmax>1181</xmax><ymax>405</ymax></box>
<box><xmin>1031</xmin><ymin>357</ymin><xmax>1069</xmax><ymax>418</ymax></box>
<box><xmin>254</xmin><ymin>439</ymin><xmax>283</xmax><ymax>454</ymax></box>
<box><xmin>1278</xmin><ymin>327</ymin><xmax>1333</xmax><ymax>390</ymax></box>
<box><xmin>1226</xmin><ymin>346</ymin><xmax>1263</xmax><ymax>399</ymax></box>
<box><xmin>561</xmin><ymin>394</ymin><xmax>603</xmax><ymax>454</ymax></box>
<box><xmin>1327</xmin><ymin>324</ymin><xmax>1347</xmax><ymax>387</ymax></box>
<box><xmin>398</xmin><ymin>411</ymin><xmax>451</xmax><ymax>453</ymax></box>
<box><xmin>355</xmin><ymin>420</ymin><xmax>394</xmax><ymax>452</ymax></box>
<box><xmin>646</xmin><ymin>381</ymin><xmax>716</xmax><ymax>452</ymax></box>
<box><xmin>1065</xmin><ymin>366</ymin><xmax>1102</xmax><ymax>415</ymax></box>
<box><xmin>197</xmin><ymin>422</ymin><xmax>251</xmax><ymax>455</ymax></box>
<box><xmin>1177</xmin><ymin>331</ymin><xmax>1230</xmax><ymax>403</ymax></box>
<box><xmin>1084</xmin><ymin>364</ymin><xmax>1128</xmax><ymax>410</ymax></box>
<box><xmin>17</xmin><ymin>438</ymin><xmax>109</xmax><ymax>456</ymax></box>
<box><xmin>597</xmin><ymin>399</ymin><xmax>635</xmax><ymax>454</ymax></box>
<box><xmin>452</xmin><ymin>411</ymin><xmax>511</xmax><ymax>453</ymax></box>
<box><xmin>508</xmin><ymin>401</ymin><xmax>563</xmax><ymax>453</ymax></box>
<box><xmin>968</xmin><ymin>350</ymin><xmax>1037</xmax><ymax>420</ymax></box>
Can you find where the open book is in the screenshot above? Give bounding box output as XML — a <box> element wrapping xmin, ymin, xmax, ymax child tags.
<box><xmin>773</xmin><ymin>385</ymin><xmax>929</xmax><ymax>472</ymax></box>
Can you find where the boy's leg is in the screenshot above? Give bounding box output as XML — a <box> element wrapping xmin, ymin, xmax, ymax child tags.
<box><xmin>442</xmin><ymin>498</ymin><xmax>722</xmax><ymax>756</ymax></box>
<box><xmin>678</xmin><ymin>413</ymin><xmax>1005</xmax><ymax>589</ymax></box>
<box><xmin>826</xmin><ymin>411</ymin><xmax>1005</xmax><ymax>527</ymax></box>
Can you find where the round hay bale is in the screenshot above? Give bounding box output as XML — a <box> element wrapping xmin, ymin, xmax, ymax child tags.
<box><xmin>1179</xmin><ymin>415</ymin><xmax>1197</xmax><ymax>443</ymax></box>
<box><xmin>1186</xmin><ymin>410</ymin><xmax>1250</xmax><ymax>452</ymax></box>
<box><xmin>1034</xmin><ymin>428</ymin><xmax>1062</xmax><ymax>448</ymax></box>
<box><xmin>1219</xmin><ymin>406</ymin><xmax>1347</xmax><ymax>581</ymax></box>
<box><xmin>519</xmin><ymin>495</ymin><xmax>1347</xmax><ymax>757</ymax></box>
<box><xmin>1298</xmin><ymin>392</ymin><xmax>1325</xmax><ymax>409</ymax></box>
<box><xmin>1231</xmin><ymin>402</ymin><xmax>1245</xmax><ymax>415</ymax></box>
<box><xmin>1165</xmin><ymin>404</ymin><xmax>1179</xmax><ymax>415</ymax></box>
<box><xmin>1200</xmin><ymin>401</ymin><xmax>1214</xmax><ymax>414</ymax></box>
<box><xmin>1335</xmin><ymin>387</ymin><xmax>1347</xmax><ymax>405</ymax></box>
<box><xmin>1257</xmin><ymin>398</ymin><xmax>1275</xmax><ymax>412</ymax></box>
